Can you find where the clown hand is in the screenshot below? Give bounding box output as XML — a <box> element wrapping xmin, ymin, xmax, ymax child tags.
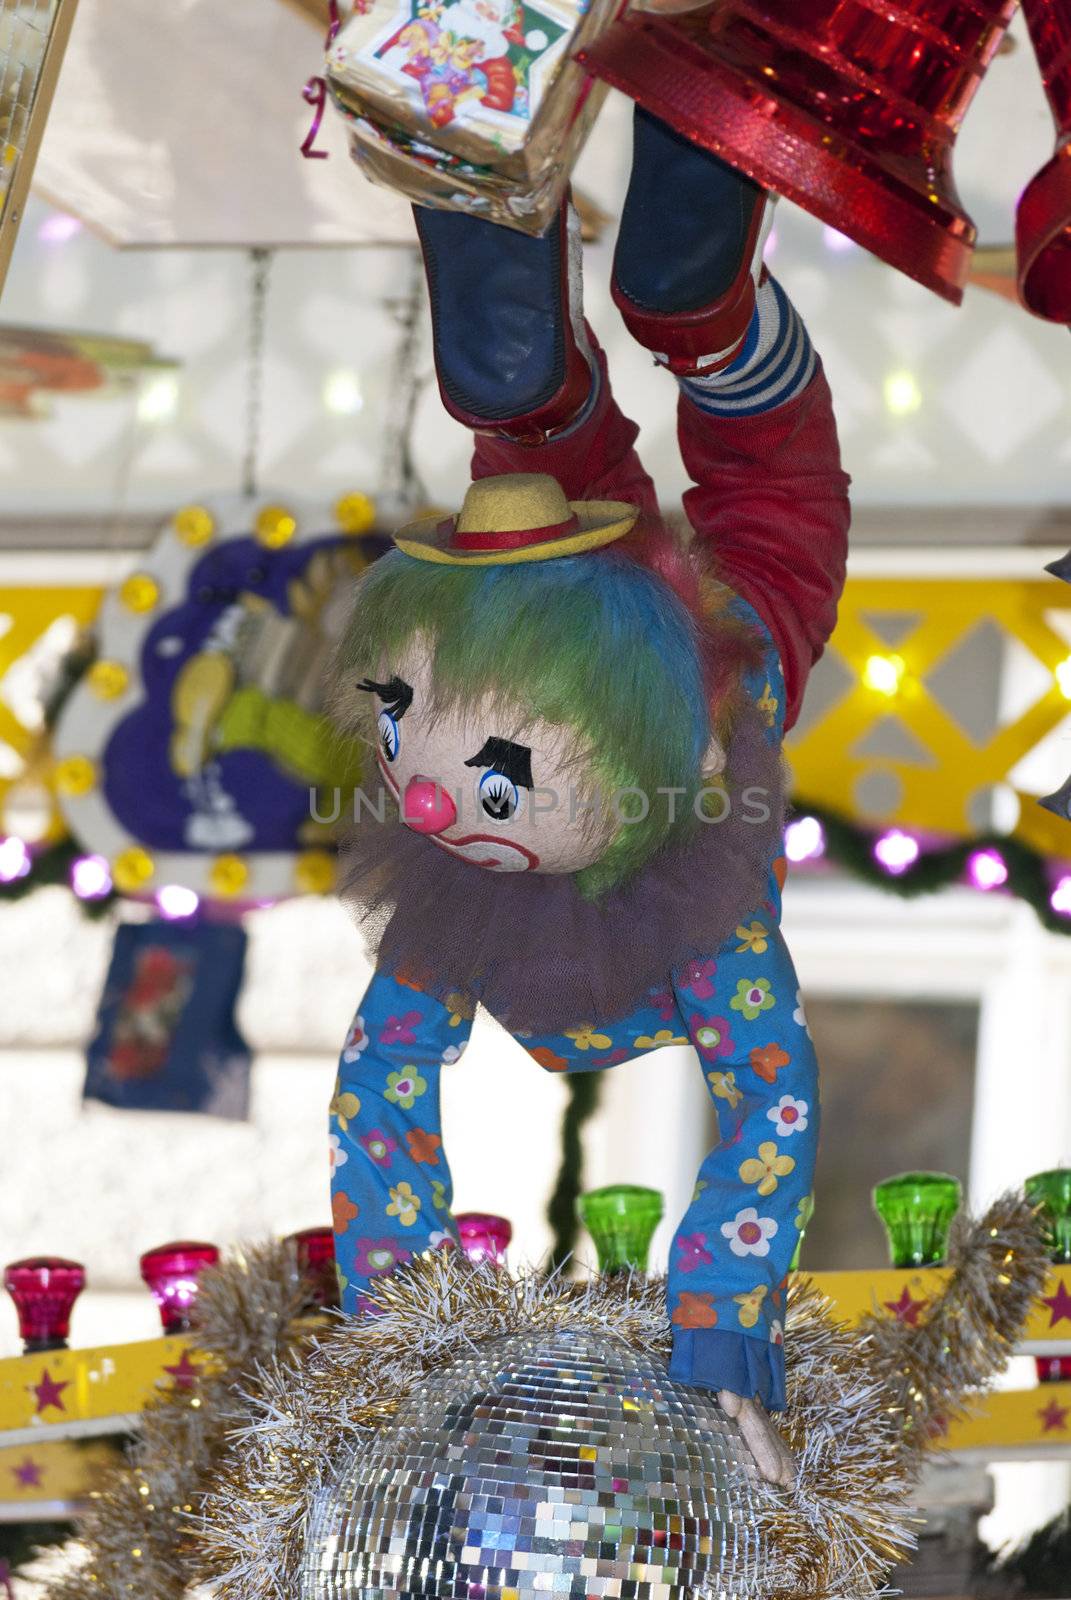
<box><xmin>718</xmin><ymin>1389</ymin><xmax>797</xmax><ymax>1489</ymax></box>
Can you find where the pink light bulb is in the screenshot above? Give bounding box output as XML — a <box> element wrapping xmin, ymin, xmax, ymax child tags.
<box><xmin>139</xmin><ymin>1241</ymin><xmax>219</xmax><ymax>1334</ymax></box>
<box><xmin>0</xmin><ymin>837</ymin><xmax>31</xmax><ymax>883</ymax></box>
<box><xmin>1051</xmin><ymin>875</ymin><xmax>1071</xmax><ymax>916</ymax></box>
<box><xmin>873</xmin><ymin>829</ymin><xmax>920</xmax><ymax>876</ymax></box>
<box><xmin>785</xmin><ymin>816</ymin><xmax>825</xmax><ymax>863</ymax></box>
<box><xmin>71</xmin><ymin>854</ymin><xmax>112</xmax><ymax>900</ymax></box>
<box><xmin>3</xmin><ymin>1257</ymin><xmax>86</xmax><ymax>1352</ymax></box>
<box><xmin>156</xmin><ymin>884</ymin><xmax>199</xmax><ymax>920</ymax></box>
<box><xmin>455</xmin><ymin>1212</ymin><xmax>512</xmax><ymax>1266</ymax></box>
<box><xmin>966</xmin><ymin>848</ymin><xmax>1008</xmax><ymax>891</ymax></box>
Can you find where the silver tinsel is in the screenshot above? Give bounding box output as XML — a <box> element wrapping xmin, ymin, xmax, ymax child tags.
<box><xmin>303</xmin><ymin>1327</ymin><xmax>764</xmax><ymax>1600</ymax></box>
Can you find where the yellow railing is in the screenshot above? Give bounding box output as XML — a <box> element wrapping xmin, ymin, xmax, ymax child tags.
<box><xmin>3</xmin><ymin>565</ymin><xmax>1071</xmax><ymax>848</ymax></box>
<box><xmin>786</xmin><ymin>572</ymin><xmax>1071</xmax><ymax>840</ymax></box>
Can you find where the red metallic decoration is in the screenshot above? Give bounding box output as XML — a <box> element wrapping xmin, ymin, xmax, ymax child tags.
<box><xmin>139</xmin><ymin>1240</ymin><xmax>219</xmax><ymax>1335</ymax></box>
<box><xmin>579</xmin><ymin>0</ymin><xmax>1018</xmax><ymax>303</ymax></box>
<box><xmin>3</xmin><ymin>1257</ymin><xmax>85</xmax><ymax>1353</ymax></box>
<box><xmin>455</xmin><ymin>1212</ymin><xmax>512</xmax><ymax>1266</ymax></box>
<box><xmin>1018</xmin><ymin>0</ymin><xmax>1071</xmax><ymax>321</ymax></box>
<box><xmin>286</xmin><ymin>1226</ymin><xmax>340</xmax><ymax>1309</ymax></box>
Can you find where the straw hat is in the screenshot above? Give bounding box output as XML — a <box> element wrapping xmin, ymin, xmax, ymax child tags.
<box><xmin>394</xmin><ymin>473</ymin><xmax>638</xmax><ymax>566</ymax></box>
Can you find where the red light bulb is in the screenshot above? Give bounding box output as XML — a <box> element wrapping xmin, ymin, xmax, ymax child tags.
<box><xmin>1036</xmin><ymin>1354</ymin><xmax>1071</xmax><ymax>1384</ymax></box>
<box><xmin>4</xmin><ymin>1257</ymin><xmax>86</xmax><ymax>1353</ymax></box>
<box><xmin>139</xmin><ymin>1241</ymin><xmax>219</xmax><ymax>1335</ymax></box>
<box><xmin>455</xmin><ymin>1212</ymin><xmax>512</xmax><ymax>1266</ymax></box>
<box><xmin>286</xmin><ymin>1227</ymin><xmax>339</xmax><ymax>1309</ymax></box>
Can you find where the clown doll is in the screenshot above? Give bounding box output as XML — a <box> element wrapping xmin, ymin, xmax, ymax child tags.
<box><xmin>328</xmin><ymin>102</ymin><xmax>848</xmax><ymax>1489</ymax></box>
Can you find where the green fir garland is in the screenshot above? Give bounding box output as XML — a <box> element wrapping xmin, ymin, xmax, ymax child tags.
<box><xmin>797</xmin><ymin>800</ymin><xmax>1071</xmax><ymax>935</ymax></box>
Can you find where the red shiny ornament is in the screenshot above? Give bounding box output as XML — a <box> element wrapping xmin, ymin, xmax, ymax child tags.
<box><xmin>139</xmin><ymin>1241</ymin><xmax>219</xmax><ymax>1335</ymax></box>
<box><xmin>579</xmin><ymin>0</ymin><xmax>1018</xmax><ymax>303</ymax></box>
<box><xmin>455</xmin><ymin>1212</ymin><xmax>512</xmax><ymax>1266</ymax></box>
<box><xmin>3</xmin><ymin>1257</ymin><xmax>85</xmax><ymax>1353</ymax></box>
<box><xmin>1018</xmin><ymin>0</ymin><xmax>1071</xmax><ymax>320</ymax></box>
<box><xmin>286</xmin><ymin>1226</ymin><xmax>340</xmax><ymax>1309</ymax></box>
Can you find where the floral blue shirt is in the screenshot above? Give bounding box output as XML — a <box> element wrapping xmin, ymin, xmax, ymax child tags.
<box><xmin>329</xmin><ymin>606</ymin><xmax>818</xmax><ymax>1409</ymax></box>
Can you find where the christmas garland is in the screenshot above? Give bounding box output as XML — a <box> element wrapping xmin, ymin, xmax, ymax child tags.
<box><xmin>792</xmin><ymin>800</ymin><xmax>1071</xmax><ymax>934</ymax></box>
<box><xmin>7</xmin><ymin>799</ymin><xmax>1070</xmax><ymax>931</ymax></box>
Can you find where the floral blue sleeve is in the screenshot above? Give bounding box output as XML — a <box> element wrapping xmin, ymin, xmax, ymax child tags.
<box><xmin>330</xmin><ymin>970</ymin><xmax>473</xmax><ymax>1312</ymax></box>
<box><xmin>665</xmin><ymin>924</ymin><xmax>818</xmax><ymax>1408</ymax></box>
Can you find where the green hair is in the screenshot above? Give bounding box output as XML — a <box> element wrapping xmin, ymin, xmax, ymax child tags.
<box><xmin>335</xmin><ymin>548</ymin><xmax>712</xmax><ymax>897</ymax></box>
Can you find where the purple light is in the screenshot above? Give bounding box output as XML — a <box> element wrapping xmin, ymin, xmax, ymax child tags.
<box><xmin>967</xmin><ymin>848</ymin><xmax>1008</xmax><ymax>892</ymax></box>
<box><xmin>70</xmin><ymin>854</ymin><xmax>112</xmax><ymax>900</ymax></box>
<box><xmin>37</xmin><ymin>213</ymin><xmax>82</xmax><ymax>245</ymax></box>
<box><xmin>873</xmin><ymin>828</ymin><xmax>920</xmax><ymax>876</ymax></box>
<box><xmin>0</xmin><ymin>836</ymin><xmax>31</xmax><ymax>883</ymax></box>
<box><xmin>763</xmin><ymin>226</ymin><xmax>779</xmax><ymax>260</ymax></box>
<box><xmin>785</xmin><ymin>815</ymin><xmax>826</xmax><ymax>863</ymax></box>
<box><xmin>1051</xmin><ymin>875</ymin><xmax>1071</xmax><ymax>916</ymax></box>
<box><xmin>156</xmin><ymin>884</ymin><xmax>199</xmax><ymax>920</ymax></box>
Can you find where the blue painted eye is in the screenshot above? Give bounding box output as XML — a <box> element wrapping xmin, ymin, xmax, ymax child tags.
<box><xmin>479</xmin><ymin>770</ymin><xmax>519</xmax><ymax>822</ymax></box>
<box><xmin>378</xmin><ymin>710</ymin><xmax>400</xmax><ymax>762</ymax></box>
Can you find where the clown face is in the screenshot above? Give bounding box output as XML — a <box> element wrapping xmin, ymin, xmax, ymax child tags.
<box><xmin>359</xmin><ymin>636</ymin><xmax>619</xmax><ymax>873</ymax></box>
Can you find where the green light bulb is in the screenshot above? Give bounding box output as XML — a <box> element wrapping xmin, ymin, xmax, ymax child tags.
<box><xmin>872</xmin><ymin>1172</ymin><xmax>961</xmax><ymax>1268</ymax></box>
<box><xmin>577</xmin><ymin>1185</ymin><xmax>663</xmax><ymax>1274</ymax></box>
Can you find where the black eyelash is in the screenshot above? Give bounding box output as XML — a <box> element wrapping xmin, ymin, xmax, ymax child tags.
<box><xmin>464</xmin><ymin>737</ymin><xmax>533</xmax><ymax>789</ymax></box>
<box><xmin>358</xmin><ymin>676</ymin><xmax>413</xmax><ymax>719</ymax></box>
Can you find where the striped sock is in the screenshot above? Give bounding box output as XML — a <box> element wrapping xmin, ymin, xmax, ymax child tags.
<box><xmin>679</xmin><ymin>275</ymin><xmax>816</xmax><ymax>417</ymax></box>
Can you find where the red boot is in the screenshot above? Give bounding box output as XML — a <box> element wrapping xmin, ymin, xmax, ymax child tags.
<box><xmin>677</xmin><ymin>368</ymin><xmax>851</xmax><ymax>730</ymax></box>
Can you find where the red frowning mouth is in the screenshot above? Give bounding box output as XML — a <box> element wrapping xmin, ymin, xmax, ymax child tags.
<box><xmin>427</xmin><ymin>831</ymin><xmax>539</xmax><ymax>871</ymax></box>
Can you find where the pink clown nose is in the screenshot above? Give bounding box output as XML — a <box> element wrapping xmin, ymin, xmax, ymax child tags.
<box><xmin>403</xmin><ymin>777</ymin><xmax>457</xmax><ymax>834</ymax></box>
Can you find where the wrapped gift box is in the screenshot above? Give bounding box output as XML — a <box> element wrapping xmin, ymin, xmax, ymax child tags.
<box><xmin>326</xmin><ymin>0</ymin><xmax>616</xmax><ymax>233</ymax></box>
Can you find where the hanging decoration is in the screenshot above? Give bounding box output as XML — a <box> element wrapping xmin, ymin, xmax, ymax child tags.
<box><xmin>323</xmin><ymin>0</ymin><xmax>620</xmax><ymax>233</ymax></box>
<box><xmin>1017</xmin><ymin>0</ymin><xmax>1071</xmax><ymax>322</ymax></box>
<box><xmin>577</xmin><ymin>1</ymin><xmax>1066</xmax><ymax>312</ymax></box>
<box><xmin>0</xmin><ymin>0</ymin><xmax>81</xmax><ymax>294</ymax></box>
<box><xmin>84</xmin><ymin>920</ymin><xmax>250</xmax><ymax>1119</ymax></box>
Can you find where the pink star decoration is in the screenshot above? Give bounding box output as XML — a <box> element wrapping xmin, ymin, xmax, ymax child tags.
<box><xmin>162</xmin><ymin>1349</ymin><xmax>202</xmax><ymax>1390</ymax></box>
<box><xmin>883</xmin><ymin>1285</ymin><xmax>928</xmax><ymax>1326</ymax></box>
<box><xmin>32</xmin><ymin>1368</ymin><xmax>69</xmax><ymax>1414</ymax></box>
<box><xmin>12</xmin><ymin>1457</ymin><xmax>43</xmax><ymax>1488</ymax></box>
<box><xmin>1041</xmin><ymin>1277</ymin><xmax>1071</xmax><ymax>1328</ymax></box>
<box><xmin>1038</xmin><ymin>1398</ymin><xmax>1069</xmax><ymax>1434</ymax></box>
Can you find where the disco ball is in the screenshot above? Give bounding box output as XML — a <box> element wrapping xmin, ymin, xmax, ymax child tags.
<box><xmin>302</xmin><ymin>1327</ymin><xmax>765</xmax><ymax>1600</ymax></box>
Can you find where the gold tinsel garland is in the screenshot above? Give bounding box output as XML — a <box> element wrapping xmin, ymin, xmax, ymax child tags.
<box><xmin>40</xmin><ymin>1239</ymin><xmax>308</xmax><ymax>1599</ymax></box>
<box><xmin>39</xmin><ymin>1195</ymin><xmax>1046</xmax><ymax>1600</ymax></box>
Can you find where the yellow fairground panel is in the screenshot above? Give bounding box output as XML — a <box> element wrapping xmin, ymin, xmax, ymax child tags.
<box><xmin>0</xmin><ymin>1336</ymin><xmax>212</xmax><ymax>1445</ymax></box>
<box><xmin>0</xmin><ymin>1436</ymin><xmax>121</xmax><ymax>1515</ymax></box>
<box><xmin>943</xmin><ymin>1383</ymin><xmax>1071</xmax><ymax>1455</ymax></box>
